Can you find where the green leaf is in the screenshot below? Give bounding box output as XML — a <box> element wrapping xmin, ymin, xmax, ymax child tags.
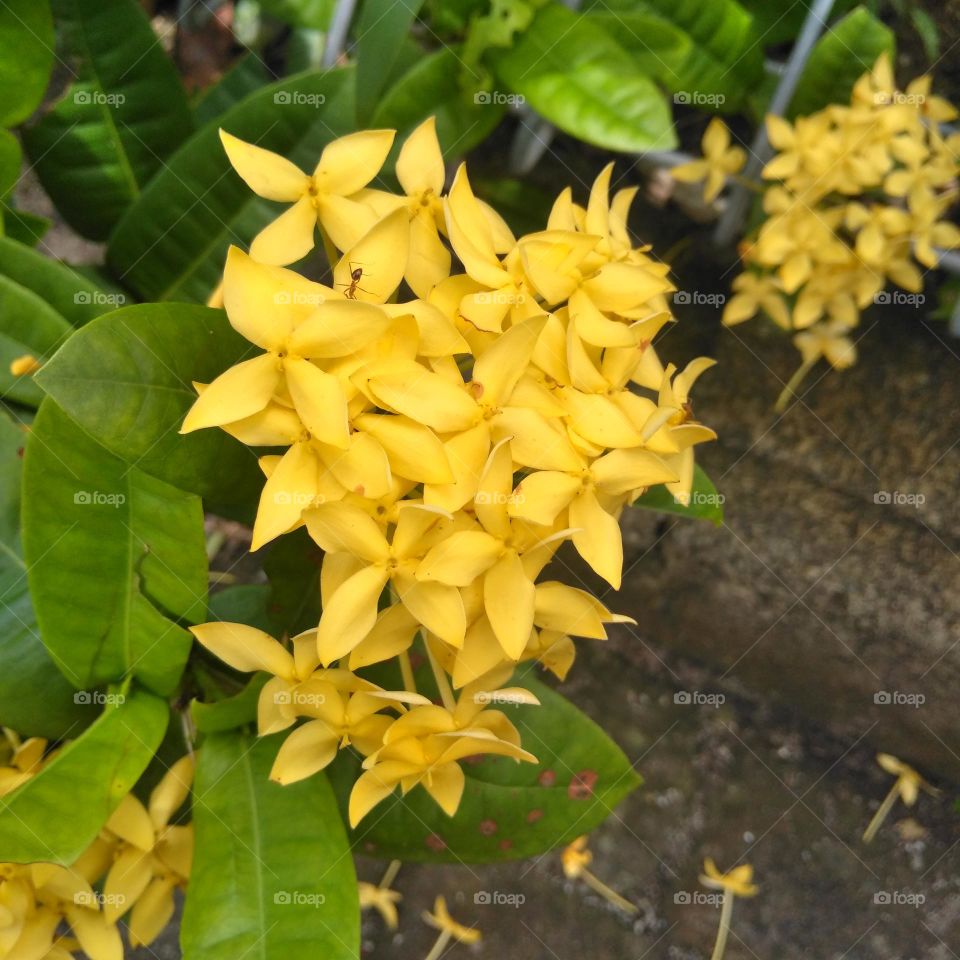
<box><xmin>473</xmin><ymin>176</ymin><xmax>555</xmax><ymax>238</ymax></box>
<box><xmin>21</xmin><ymin>0</ymin><xmax>194</xmax><ymax>240</ymax></box>
<box><xmin>490</xmin><ymin>5</ymin><xmax>676</xmax><ymax>152</ymax></box>
<box><xmin>0</xmin><ymin>688</ymin><xmax>168</xmax><ymax>863</ymax></box>
<box><xmin>259</xmin><ymin>0</ymin><xmax>334</xmax><ymax>29</ymax></box>
<box><xmin>22</xmin><ymin>399</ymin><xmax>207</xmax><ymax>695</ymax></box>
<box><xmin>583</xmin><ymin>11</ymin><xmax>691</xmax><ymax>81</ymax></box>
<box><xmin>208</xmin><ymin>583</ymin><xmax>274</xmax><ymax>633</ymax></box>
<box><xmin>263</xmin><ymin>528</ymin><xmax>323</xmax><ymax>638</ymax></box>
<box><xmin>0</xmin><ymin>275</ymin><xmax>72</xmax><ymax>407</ymax></box>
<box><xmin>329</xmin><ymin>672</ymin><xmax>641</xmax><ymax>862</ymax></box>
<box><xmin>789</xmin><ymin>6</ymin><xmax>894</xmax><ymax>118</ymax></box>
<box><xmin>191</xmin><ymin>673</ymin><xmax>268</xmax><ymax>734</ymax></box>
<box><xmin>736</xmin><ymin>0</ymin><xmax>858</xmax><ymax>46</ymax></box>
<box><xmin>632</xmin><ymin>465</ymin><xmax>724</xmax><ymax>525</ymax></box>
<box><xmin>1</xmin><ymin>206</ymin><xmax>51</xmax><ymax>247</ymax></box>
<box><xmin>36</xmin><ymin>303</ymin><xmax>263</xmax><ymax>505</ymax></box>
<box><xmin>193</xmin><ymin>54</ymin><xmax>272</xmax><ymax>127</ymax></box>
<box><xmin>107</xmin><ymin>68</ymin><xmax>355</xmax><ymax>304</ymax></box>
<box><xmin>0</xmin><ymin>236</ymin><xmax>115</xmax><ymax>326</ymax></box>
<box><xmin>355</xmin><ymin>0</ymin><xmax>427</xmax><ymax>123</ymax></box>
<box><xmin>0</xmin><ymin>412</ymin><xmax>96</xmax><ymax>738</ymax></box>
<box><xmin>371</xmin><ymin>47</ymin><xmax>504</xmax><ymax>159</ymax></box>
<box><xmin>0</xmin><ymin>0</ymin><xmax>54</xmax><ymax>127</ymax></box>
<box><xmin>0</xmin><ymin>129</ymin><xmax>21</xmax><ymax>200</ymax></box>
<box><xmin>583</xmin><ymin>0</ymin><xmax>765</xmax><ymax>109</ymax></box>
<box><xmin>182</xmin><ymin>732</ymin><xmax>359</xmax><ymax>960</ymax></box>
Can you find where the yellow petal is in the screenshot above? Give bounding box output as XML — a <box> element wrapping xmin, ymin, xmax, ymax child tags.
<box><xmin>509</xmin><ymin>471</ymin><xmax>580</xmax><ymax>526</ymax></box>
<box><xmin>452</xmin><ymin>616</ymin><xmax>510</xmax><ymax>689</ymax></box>
<box><xmin>534</xmin><ymin>582</ymin><xmax>609</xmax><ymax>639</ymax></box>
<box><xmin>128</xmin><ymin>877</ymin><xmax>176</xmax><ymax>948</ymax></box>
<box><xmin>349</xmin><ymin>767</ymin><xmax>403</xmax><ymax>826</ymax></box>
<box><xmin>393</xmin><ymin>572</ymin><xmax>466</xmax><ymax>647</ymax></box>
<box><xmin>367</xmin><ymin>362</ymin><xmax>477</xmax><ymax>432</ymax></box>
<box><xmin>423</xmin><ymin>761</ymin><xmax>465</xmax><ymax>816</ymax></box>
<box><xmin>558</xmin><ymin>388</ymin><xmax>642</xmax><ymax>447</ymax></box>
<box><xmin>397</xmin><ymin>116</ymin><xmax>445</xmax><ymax>197</ymax></box>
<box><xmin>269</xmin><ymin>719</ymin><xmax>339</xmax><ymax>785</ymax></box>
<box><xmin>570</xmin><ymin>490</ymin><xmax>622</xmax><ymax>589</ymax></box>
<box><xmin>258</xmin><ymin>676</ymin><xmax>297</xmax><ymax>735</ymax></box>
<box><xmin>333</xmin><ymin>208</ymin><xmax>409</xmax><ymax>304</ymax></box>
<box><xmin>180</xmin><ymin>353</ymin><xmax>280</xmax><ymax>434</ymax></box>
<box><xmin>287</xmin><ymin>301</ymin><xmax>392</xmax><ymax>358</ymax></box>
<box><xmin>569</xmin><ymin>288</ymin><xmax>635</xmax><ymax>347</ymax></box>
<box><xmin>64</xmin><ymin>907</ymin><xmax>124</xmax><ymax>960</ymax></box>
<box><xmin>105</xmin><ymin>794</ymin><xmax>154</xmax><ymax>851</ymax></box>
<box><xmin>423</xmin><ymin>421</ymin><xmax>491</xmax><ymax>512</ymax></box>
<box><xmin>355</xmin><ymin>414</ymin><xmax>454</xmax><ymax>484</ymax></box>
<box><xmin>318</xmin><ymin>431</ymin><xmax>392</xmax><ymax>500</ymax></box>
<box><xmin>220</xmin><ymin>130</ymin><xmax>308</xmax><ymax>201</ymax></box>
<box><xmin>580</xmin><ymin>263</ymin><xmax>671</xmax><ymax>313</ymax></box>
<box><xmin>591</xmin><ymin>448</ymin><xmax>677</xmax><ymax>495</ymax></box>
<box><xmin>316</xmin><ymin>565</ymin><xmax>391</xmax><ymax>665</ymax></box>
<box><xmin>314</xmin><ymin>129</ymin><xmax>395</xmax><ymax>195</ymax></box>
<box><xmin>249</xmin><ymin>193</ymin><xmax>318</xmax><ymax>266</ymax></box>
<box><xmin>406</xmin><ymin>210</ymin><xmax>452</xmax><ymax>299</ymax></box>
<box><xmin>283</xmin><ymin>357</ymin><xmax>349</xmax><ymax>449</ymax></box>
<box><xmin>304</xmin><ymin>501</ymin><xmax>390</xmax><ymax>561</ymax></box>
<box><xmin>149</xmin><ymin>754</ymin><xmax>194</xmax><ymax>830</ymax></box>
<box><xmin>472</xmin><ymin>314</ymin><xmax>547</xmax><ymax>406</ymax></box>
<box><xmin>484</xmin><ymin>551</ymin><xmax>535</xmax><ymax>659</ymax></box>
<box><xmin>189</xmin><ymin>622</ymin><xmax>295</xmax><ymax>676</ymax></box>
<box><xmin>349</xmin><ymin>603</ymin><xmax>420</xmax><ymax>669</ymax></box>
<box><xmin>492</xmin><ymin>406</ymin><xmax>582</xmax><ymax>472</ymax></box>
<box><xmin>252</xmin><ymin>442</ymin><xmax>323</xmax><ymax>551</ymax></box>
<box><xmin>416</xmin><ymin>530</ymin><xmax>503</xmax><ymax>586</ymax></box>
<box><xmin>102</xmin><ymin>847</ymin><xmax>152</xmax><ymax>922</ymax></box>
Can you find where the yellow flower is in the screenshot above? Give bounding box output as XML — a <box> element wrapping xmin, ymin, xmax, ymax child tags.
<box><xmin>793</xmin><ymin>320</ymin><xmax>858</xmax><ymax>371</ymax></box>
<box><xmin>0</xmin><ymin>730</ymin><xmax>50</xmax><ymax>796</ymax></box>
<box><xmin>672</xmin><ymin>119</ymin><xmax>746</xmax><ymax>203</ymax></box>
<box><xmin>863</xmin><ymin>753</ymin><xmax>939</xmax><ymax>843</ymax></box>
<box><xmin>219</xmin><ymin>127</ymin><xmax>394</xmax><ymax>263</ymax></box>
<box><xmin>422</xmin><ymin>895</ymin><xmax>481</xmax><ymax>958</ymax></box>
<box><xmin>700</xmin><ymin>858</ymin><xmax>758</xmax><ymax>898</ymax></box>
<box><xmin>358</xmin><ymin>880</ymin><xmax>402</xmax><ymax>930</ymax></box>
<box><xmin>560</xmin><ymin>836</ymin><xmax>636</xmax><ymax>913</ymax></box>
<box><xmin>101</xmin><ymin>755</ymin><xmax>195</xmax><ymax>947</ymax></box>
<box><xmin>722</xmin><ymin>272</ymin><xmax>791</xmax><ymax>330</ymax></box>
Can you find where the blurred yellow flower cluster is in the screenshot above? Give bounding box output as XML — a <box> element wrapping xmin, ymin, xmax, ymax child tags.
<box><xmin>185</xmin><ymin>116</ymin><xmax>717</xmax><ymax>825</ymax></box>
<box><xmin>0</xmin><ymin>730</ymin><xmax>193</xmax><ymax>960</ymax></box>
<box><xmin>687</xmin><ymin>56</ymin><xmax>959</xmax><ymax>388</ymax></box>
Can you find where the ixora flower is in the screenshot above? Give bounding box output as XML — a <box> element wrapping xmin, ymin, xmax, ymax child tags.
<box><xmin>183</xmin><ymin>114</ymin><xmax>718</xmax><ymax>828</ymax></box>
<box><xmin>672</xmin><ymin>118</ymin><xmax>747</xmax><ymax>203</ymax></box>
<box><xmin>699</xmin><ymin>859</ymin><xmax>758</xmax><ymax>960</ymax></box>
<box><xmin>862</xmin><ymin>753</ymin><xmax>939</xmax><ymax>843</ymax></box>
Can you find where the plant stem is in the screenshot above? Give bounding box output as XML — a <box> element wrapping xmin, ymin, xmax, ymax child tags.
<box><xmin>423</xmin><ymin>930</ymin><xmax>451</xmax><ymax>960</ymax></box>
<box><xmin>863</xmin><ymin>782</ymin><xmax>901</xmax><ymax>843</ymax></box>
<box><xmin>398</xmin><ymin>651</ymin><xmax>417</xmax><ymax>696</ymax></box>
<box><xmin>710</xmin><ymin>889</ymin><xmax>735</xmax><ymax>960</ymax></box>
<box><xmin>774</xmin><ymin>356</ymin><xmax>819</xmax><ymax>412</ymax></box>
<box><xmin>424</xmin><ymin>641</ymin><xmax>456</xmax><ymax>712</ymax></box>
<box><xmin>580</xmin><ymin>868</ymin><xmax>638</xmax><ymax>915</ymax></box>
<box><xmin>379</xmin><ymin>859</ymin><xmax>401</xmax><ymax>889</ymax></box>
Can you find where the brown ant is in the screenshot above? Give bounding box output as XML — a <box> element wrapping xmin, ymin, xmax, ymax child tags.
<box><xmin>339</xmin><ymin>261</ymin><xmax>371</xmax><ymax>300</ymax></box>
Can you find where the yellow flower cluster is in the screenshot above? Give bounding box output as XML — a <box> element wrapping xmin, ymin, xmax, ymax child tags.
<box><xmin>691</xmin><ymin>56</ymin><xmax>959</xmax><ymax>383</ymax></box>
<box><xmin>0</xmin><ymin>731</ymin><xmax>193</xmax><ymax>960</ymax></box>
<box><xmin>185</xmin><ymin>116</ymin><xmax>717</xmax><ymax>825</ymax></box>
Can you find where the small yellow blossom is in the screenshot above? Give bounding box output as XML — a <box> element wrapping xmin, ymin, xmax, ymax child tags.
<box><xmin>672</xmin><ymin>119</ymin><xmax>746</xmax><ymax>203</ymax></box>
<box><xmin>863</xmin><ymin>753</ymin><xmax>939</xmax><ymax>843</ymax></box>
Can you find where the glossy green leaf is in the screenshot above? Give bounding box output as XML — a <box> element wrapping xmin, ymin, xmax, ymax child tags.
<box><xmin>208</xmin><ymin>583</ymin><xmax>274</xmax><ymax>633</ymax></box>
<box><xmin>737</xmin><ymin>0</ymin><xmax>858</xmax><ymax>46</ymax></box>
<box><xmin>0</xmin><ymin>413</ymin><xmax>95</xmax><ymax>738</ymax></box>
<box><xmin>36</xmin><ymin>303</ymin><xmax>263</xmax><ymax>505</ymax></box>
<box><xmin>193</xmin><ymin>54</ymin><xmax>272</xmax><ymax>126</ymax></box>
<box><xmin>355</xmin><ymin>0</ymin><xmax>427</xmax><ymax>123</ymax></box>
<box><xmin>0</xmin><ymin>129</ymin><xmax>21</xmax><ymax>200</ymax></box>
<box><xmin>631</xmin><ymin>465</ymin><xmax>724</xmax><ymax>525</ymax></box>
<box><xmin>0</xmin><ymin>275</ymin><xmax>72</xmax><ymax>407</ymax></box>
<box><xmin>263</xmin><ymin>528</ymin><xmax>323</xmax><ymax>638</ymax></box>
<box><xmin>260</xmin><ymin>0</ymin><xmax>334</xmax><ymax>29</ymax></box>
<box><xmin>22</xmin><ymin>0</ymin><xmax>193</xmax><ymax>240</ymax></box>
<box><xmin>0</xmin><ymin>0</ymin><xmax>53</xmax><ymax>127</ymax></box>
<box><xmin>22</xmin><ymin>399</ymin><xmax>207</xmax><ymax>695</ymax></box>
<box><xmin>191</xmin><ymin>673</ymin><xmax>268</xmax><ymax>734</ymax></box>
<box><xmin>789</xmin><ymin>6</ymin><xmax>894</xmax><ymax>118</ymax></box>
<box><xmin>583</xmin><ymin>11</ymin><xmax>691</xmax><ymax>81</ymax></box>
<box><xmin>1</xmin><ymin>206</ymin><xmax>51</xmax><ymax>248</ymax></box>
<box><xmin>0</xmin><ymin>688</ymin><xmax>168</xmax><ymax>863</ymax></box>
<box><xmin>0</xmin><ymin>236</ymin><xmax>115</xmax><ymax>326</ymax></box>
<box><xmin>182</xmin><ymin>732</ymin><xmax>359</xmax><ymax>960</ymax></box>
<box><xmin>490</xmin><ymin>5</ymin><xmax>676</xmax><ymax>152</ymax></box>
<box><xmin>329</xmin><ymin>672</ymin><xmax>641</xmax><ymax>862</ymax></box>
<box><xmin>371</xmin><ymin>47</ymin><xmax>504</xmax><ymax>160</ymax></box>
<box><xmin>583</xmin><ymin>0</ymin><xmax>764</xmax><ymax>109</ymax></box>
<box><xmin>107</xmin><ymin>68</ymin><xmax>355</xmax><ymax>304</ymax></box>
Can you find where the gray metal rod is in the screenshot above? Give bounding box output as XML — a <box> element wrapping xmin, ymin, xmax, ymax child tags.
<box><xmin>322</xmin><ymin>0</ymin><xmax>357</xmax><ymax>68</ymax></box>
